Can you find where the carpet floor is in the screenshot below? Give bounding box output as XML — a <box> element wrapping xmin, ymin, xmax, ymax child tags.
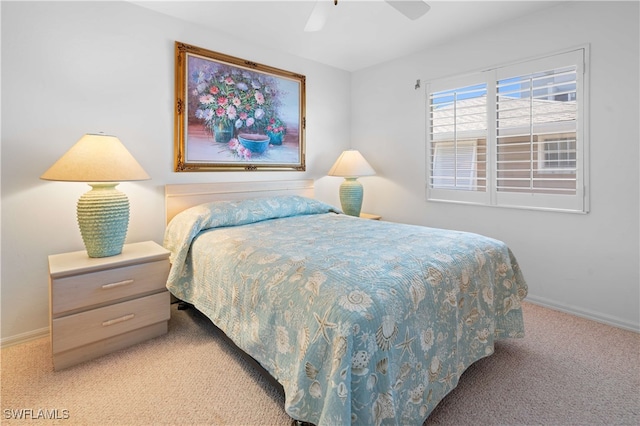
<box><xmin>1</xmin><ymin>301</ymin><xmax>638</xmax><ymax>425</ymax></box>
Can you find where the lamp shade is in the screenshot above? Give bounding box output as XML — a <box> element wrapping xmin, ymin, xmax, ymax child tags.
<box><xmin>327</xmin><ymin>149</ymin><xmax>376</xmax><ymax>177</ymax></box>
<box><xmin>40</xmin><ymin>133</ymin><xmax>150</xmax><ymax>182</ymax></box>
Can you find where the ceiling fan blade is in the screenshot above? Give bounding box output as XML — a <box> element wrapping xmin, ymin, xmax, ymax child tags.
<box><xmin>304</xmin><ymin>0</ymin><xmax>333</xmax><ymax>32</ymax></box>
<box><xmin>385</xmin><ymin>0</ymin><xmax>430</xmax><ymax>20</ymax></box>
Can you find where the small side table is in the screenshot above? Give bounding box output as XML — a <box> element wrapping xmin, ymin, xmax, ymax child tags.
<box><xmin>360</xmin><ymin>213</ymin><xmax>382</xmax><ymax>220</ymax></box>
<box><xmin>48</xmin><ymin>241</ymin><xmax>170</xmax><ymax>370</ymax></box>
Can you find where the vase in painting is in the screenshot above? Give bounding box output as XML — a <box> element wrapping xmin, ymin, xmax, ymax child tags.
<box><xmin>267</xmin><ymin>131</ymin><xmax>284</xmax><ymax>145</ymax></box>
<box><xmin>213</xmin><ymin>121</ymin><xmax>234</xmax><ymax>143</ymax></box>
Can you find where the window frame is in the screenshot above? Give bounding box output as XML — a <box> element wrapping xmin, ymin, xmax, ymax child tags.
<box><xmin>425</xmin><ymin>46</ymin><xmax>590</xmax><ymax>214</ymax></box>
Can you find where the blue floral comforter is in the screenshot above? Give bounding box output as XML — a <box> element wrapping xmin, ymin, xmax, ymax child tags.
<box><xmin>164</xmin><ymin>196</ymin><xmax>527</xmax><ymax>425</ymax></box>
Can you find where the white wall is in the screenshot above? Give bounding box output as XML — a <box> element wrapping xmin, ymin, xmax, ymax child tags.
<box><xmin>0</xmin><ymin>1</ymin><xmax>350</xmax><ymax>342</ymax></box>
<box><xmin>352</xmin><ymin>1</ymin><xmax>639</xmax><ymax>331</ymax></box>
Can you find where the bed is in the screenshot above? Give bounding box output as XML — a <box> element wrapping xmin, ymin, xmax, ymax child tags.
<box><xmin>163</xmin><ymin>180</ymin><xmax>527</xmax><ymax>425</ymax></box>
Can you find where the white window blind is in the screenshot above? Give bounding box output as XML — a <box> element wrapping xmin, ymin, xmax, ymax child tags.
<box><xmin>432</xmin><ymin>140</ymin><xmax>478</xmax><ymax>190</ymax></box>
<box><xmin>426</xmin><ymin>48</ymin><xmax>588</xmax><ymax>213</ymax></box>
<box><xmin>428</xmin><ymin>77</ymin><xmax>490</xmax><ymax>205</ymax></box>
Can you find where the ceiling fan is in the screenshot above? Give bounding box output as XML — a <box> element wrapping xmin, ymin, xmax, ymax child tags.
<box><xmin>305</xmin><ymin>0</ymin><xmax>431</xmax><ymax>32</ymax></box>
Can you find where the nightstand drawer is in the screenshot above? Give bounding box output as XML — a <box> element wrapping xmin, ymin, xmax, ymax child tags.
<box><xmin>52</xmin><ymin>291</ymin><xmax>169</xmax><ymax>354</ymax></box>
<box><xmin>51</xmin><ymin>260</ymin><xmax>169</xmax><ymax>315</ymax></box>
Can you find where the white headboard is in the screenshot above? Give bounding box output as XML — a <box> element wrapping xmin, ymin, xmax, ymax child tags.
<box><xmin>165</xmin><ymin>179</ymin><xmax>315</xmax><ymax>224</ymax></box>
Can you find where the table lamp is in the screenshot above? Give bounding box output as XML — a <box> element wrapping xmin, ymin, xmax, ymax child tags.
<box><xmin>328</xmin><ymin>149</ymin><xmax>376</xmax><ymax>217</ymax></box>
<box><xmin>41</xmin><ymin>133</ymin><xmax>150</xmax><ymax>258</ymax></box>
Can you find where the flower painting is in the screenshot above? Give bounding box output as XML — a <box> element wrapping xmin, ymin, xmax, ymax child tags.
<box><xmin>174</xmin><ymin>42</ymin><xmax>306</xmax><ymax>171</ymax></box>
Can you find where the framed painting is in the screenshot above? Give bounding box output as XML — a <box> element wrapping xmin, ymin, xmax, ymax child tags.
<box><xmin>174</xmin><ymin>41</ymin><xmax>306</xmax><ymax>171</ymax></box>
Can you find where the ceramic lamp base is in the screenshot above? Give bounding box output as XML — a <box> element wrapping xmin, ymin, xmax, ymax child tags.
<box><xmin>77</xmin><ymin>183</ymin><xmax>129</xmax><ymax>258</ymax></box>
<box><xmin>339</xmin><ymin>177</ymin><xmax>364</xmax><ymax>217</ymax></box>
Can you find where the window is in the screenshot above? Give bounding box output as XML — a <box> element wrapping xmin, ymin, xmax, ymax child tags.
<box><xmin>538</xmin><ymin>135</ymin><xmax>577</xmax><ymax>173</ymax></box>
<box><xmin>430</xmin><ymin>82</ymin><xmax>487</xmax><ymax>193</ymax></box>
<box><xmin>426</xmin><ymin>48</ymin><xmax>589</xmax><ymax>213</ymax></box>
<box><xmin>432</xmin><ymin>140</ymin><xmax>478</xmax><ymax>190</ymax></box>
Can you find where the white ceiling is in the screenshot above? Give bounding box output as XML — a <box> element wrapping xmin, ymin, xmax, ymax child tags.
<box><xmin>131</xmin><ymin>1</ymin><xmax>563</xmax><ymax>72</ymax></box>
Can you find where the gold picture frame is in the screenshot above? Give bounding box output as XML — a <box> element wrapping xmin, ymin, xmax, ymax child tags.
<box><xmin>174</xmin><ymin>42</ymin><xmax>306</xmax><ymax>172</ymax></box>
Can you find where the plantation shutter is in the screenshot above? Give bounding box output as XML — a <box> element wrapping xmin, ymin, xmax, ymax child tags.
<box><xmin>426</xmin><ymin>48</ymin><xmax>588</xmax><ymax>213</ymax></box>
<box><xmin>427</xmin><ymin>77</ymin><xmax>489</xmax><ymax>205</ymax></box>
<box><xmin>494</xmin><ymin>49</ymin><xmax>585</xmax><ymax>212</ymax></box>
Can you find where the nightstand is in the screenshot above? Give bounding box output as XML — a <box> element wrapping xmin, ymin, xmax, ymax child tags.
<box><xmin>48</xmin><ymin>241</ymin><xmax>171</xmax><ymax>370</ymax></box>
<box><xmin>360</xmin><ymin>213</ymin><xmax>381</xmax><ymax>220</ymax></box>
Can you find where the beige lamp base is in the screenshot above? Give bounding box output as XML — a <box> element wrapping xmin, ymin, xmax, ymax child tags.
<box><xmin>77</xmin><ymin>183</ymin><xmax>129</xmax><ymax>258</ymax></box>
<box><xmin>339</xmin><ymin>177</ymin><xmax>364</xmax><ymax>217</ymax></box>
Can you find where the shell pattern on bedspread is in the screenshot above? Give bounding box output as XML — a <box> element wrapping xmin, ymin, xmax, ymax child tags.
<box><xmin>164</xmin><ymin>196</ymin><xmax>528</xmax><ymax>426</ymax></box>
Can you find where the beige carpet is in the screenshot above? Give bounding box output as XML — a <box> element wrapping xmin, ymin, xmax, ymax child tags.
<box><xmin>1</xmin><ymin>302</ymin><xmax>638</xmax><ymax>425</ymax></box>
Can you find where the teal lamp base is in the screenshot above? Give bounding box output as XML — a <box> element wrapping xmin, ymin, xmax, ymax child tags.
<box><xmin>76</xmin><ymin>183</ymin><xmax>129</xmax><ymax>258</ymax></box>
<box><xmin>339</xmin><ymin>177</ymin><xmax>364</xmax><ymax>217</ymax></box>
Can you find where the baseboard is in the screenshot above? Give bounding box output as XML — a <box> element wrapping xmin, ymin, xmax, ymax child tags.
<box><xmin>525</xmin><ymin>295</ymin><xmax>640</xmax><ymax>333</ymax></box>
<box><xmin>2</xmin><ymin>297</ymin><xmax>637</xmax><ymax>347</ymax></box>
<box><xmin>1</xmin><ymin>327</ymin><xmax>49</xmax><ymax>348</ymax></box>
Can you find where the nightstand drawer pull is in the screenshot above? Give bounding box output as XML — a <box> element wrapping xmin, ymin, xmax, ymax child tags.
<box><xmin>102</xmin><ymin>313</ymin><xmax>135</xmax><ymax>327</ymax></box>
<box><xmin>101</xmin><ymin>279</ymin><xmax>134</xmax><ymax>290</ymax></box>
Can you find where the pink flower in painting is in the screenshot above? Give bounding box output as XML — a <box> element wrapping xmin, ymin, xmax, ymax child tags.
<box><xmin>228</xmin><ymin>138</ymin><xmax>239</xmax><ymax>150</ymax></box>
<box><xmin>246</xmin><ymin>117</ymin><xmax>255</xmax><ymax>127</ymax></box>
<box><xmin>266</xmin><ymin>117</ymin><xmax>286</xmax><ymax>136</ymax></box>
<box><xmin>232</xmin><ymin>97</ymin><xmax>241</xmax><ymax>107</ymax></box>
<box><xmin>226</xmin><ymin>105</ymin><xmax>237</xmax><ymax>120</ymax></box>
<box><xmin>224</xmin><ymin>76</ymin><xmax>235</xmax><ymax>85</ymax></box>
<box><xmin>254</xmin><ymin>91</ymin><xmax>265</xmax><ymax>105</ymax></box>
<box><xmin>215</xmin><ymin>107</ymin><xmax>226</xmax><ymax>117</ymax></box>
<box><xmin>236</xmin><ymin>145</ymin><xmax>251</xmax><ymax>160</ymax></box>
<box><xmin>217</xmin><ymin>97</ymin><xmax>228</xmax><ymax>106</ymax></box>
<box><xmin>209</xmin><ymin>86</ymin><xmax>220</xmax><ymax>95</ymax></box>
<box><xmin>199</xmin><ymin>94</ymin><xmax>214</xmax><ymax>104</ymax></box>
<box><xmin>268</xmin><ymin>124</ymin><xmax>284</xmax><ymax>133</ymax></box>
<box><xmin>239</xmin><ymin>112</ymin><xmax>248</xmax><ymax>120</ymax></box>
